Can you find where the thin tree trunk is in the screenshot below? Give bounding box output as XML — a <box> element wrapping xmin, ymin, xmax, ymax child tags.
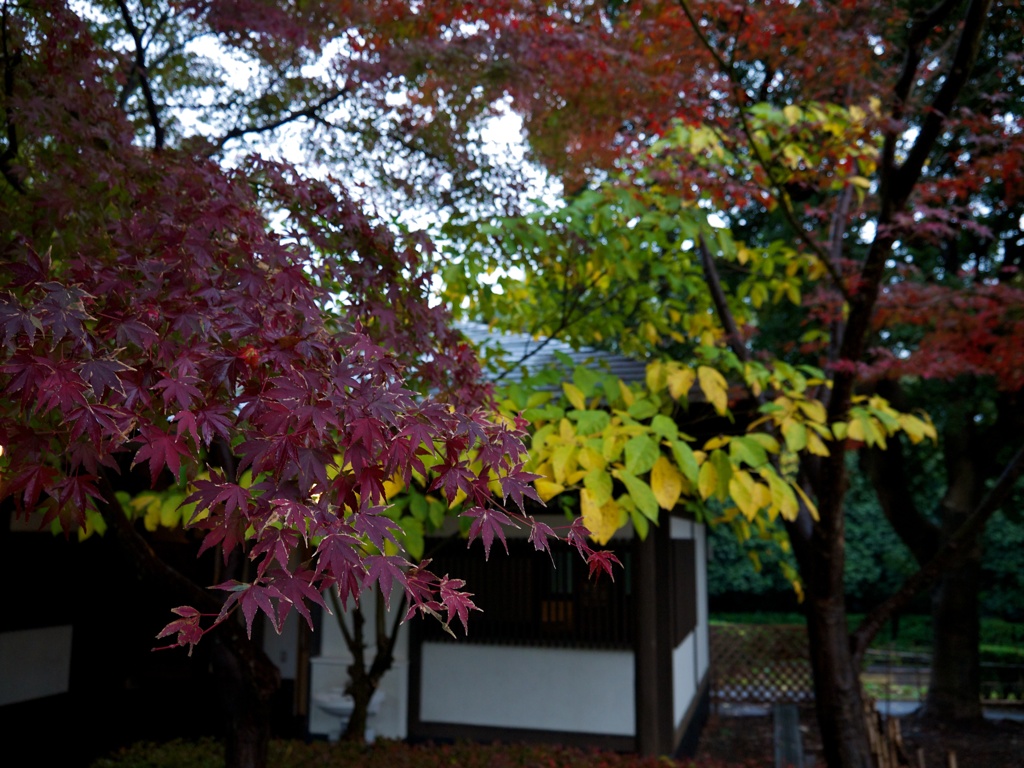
<box><xmin>806</xmin><ymin>597</ymin><xmax>874</xmax><ymax>768</ymax></box>
<box><xmin>213</xmin><ymin>638</ymin><xmax>275</xmax><ymax>768</ymax></box>
<box><xmin>97</xmin><ymin>481</ymin><xmax>280</xmax><ymax>768</ymax></box>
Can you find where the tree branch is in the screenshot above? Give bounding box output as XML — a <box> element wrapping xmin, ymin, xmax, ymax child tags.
<box><xmin>850</xmin><ymin>443</ymin><xmax>1024</xmax><ymax>664</ymax></box>
<box><xmin>698</xmin><ymin>234</ymin><xmax>747</xmax><ymax>362</ymax></box>
<box><xmin>116</xmin><ymin>0</ymin><xmax>165</xmax><ymax>150</ymax></box>
<box><xmin>859</xmin><ymin>439</ymin><xmax>941</xmax><ymax>565</ymax></box>
<box><xmin>0</xmin><ymin>4</ymin><xmax>26</xmax><ymax>195</ymax></box>
<box><xmin>890</xmin><ymin>0</ymin><xmax>993</xmax><ymax>207</ymax></box>
<box><xmin>675</xmin><ymin>0</ymin><xmax>852</xmax><ymax>302</ymax></box>
<box><xmin>210</xmin><ymin>88</ymin><xmax>348</xmax><ymax>152</ymax></box>
<box><xmin>95</xmin><ymin>474</ymin><xmax>279</xmax><ymax>695</ymax></box>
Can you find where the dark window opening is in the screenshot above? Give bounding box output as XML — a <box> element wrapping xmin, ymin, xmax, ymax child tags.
<box><xmin>421</xmin><ymin>537</ymin><xmax>634</xmax><ymax>649</ymax></box>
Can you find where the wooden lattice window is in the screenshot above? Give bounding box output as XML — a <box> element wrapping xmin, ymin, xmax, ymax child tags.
<box><xmin>420</xmin><ymin>538</ymin><xmax>634</xmax><ymax>648</ymax></box>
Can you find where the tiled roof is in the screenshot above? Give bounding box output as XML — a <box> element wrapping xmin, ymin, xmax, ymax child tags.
<box><xmin>455</xmin><ymin>321</ymin><xmax>648</xmax><ymax>385</ymax></box>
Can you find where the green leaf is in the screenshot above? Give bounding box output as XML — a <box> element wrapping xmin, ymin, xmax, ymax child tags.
<box><xmin>669</xmin><ymin>438</ymin><xmax>700</xmax><ymax>484</ymax></box>
<box><xmin>410</xmin><ymin>492</ymin><xmax>428</xmax><ymax>521</ymax></box>
<box><xmin>627</xmin><ymin>398</ymin><xmax>659</xmax><ymax>420</ymax></box>
<box><xmin>624</xmin><ymin>434</ymin><xmax>659</xmax><ymax>475</ymax></box>
<box><xmin>710</xmin><ymin>449</ymin><xmax>733</xmax><ymax>500</ymax></box>
<box><xmin>782</xmin><ymin>420</ymin><xmax>808</xmax><ymax>453</ymax></box>
<box><xmin>650</xmin><ymin>414</ymin><xmax>678</xmax><ymax>440</ymax></box>
<box><xmin>730</xmin><ymin>435</ymin><xmax>768</xmax><ymax>468</ymax></box>
<box><xmin>618</xmin><ymin>471</ymin><xmax>659</xmax><ymax>521</ymax></box>
<box><xmin>569</xmin><ymin>409</ymin><xmax>611</xmax><ymax>435</ymax></box>
<box><xmin>398</xmin><ymin>517</ymin><xmax>425</xmax><ymax>561</ymax></box>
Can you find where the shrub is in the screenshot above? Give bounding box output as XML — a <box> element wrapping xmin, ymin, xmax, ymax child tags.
<box><xmin>90</xmin><ymin>738</ymin><xmax>753</xmax><ymax>768</ymax></box>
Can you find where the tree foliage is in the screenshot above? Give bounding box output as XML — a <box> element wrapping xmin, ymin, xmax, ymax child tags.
<box><xmin>437</xmin><ymin>1</ymin><xmax>1022</xmax><ymax>765</ymax></box>
<box><xmin>0</xmin><ymin>0</ymin><xmax>609</xmax><ymax>659</ymax></box>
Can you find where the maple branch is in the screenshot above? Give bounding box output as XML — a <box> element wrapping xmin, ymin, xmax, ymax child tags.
<box><xmin>850</xmin><ymin>442</ymin><xmax>1024</xmax><ymax>664</ymax></box>
<box><xmin>893</xmin><ymin>0</ymin><xmax>965</xmax><ymax>113</ymax></box>
<box><xmin>0</xmin><ymin>3</ymin><xmax>25</xmax><ymax>195</ymax></box>
<box><xmin>116</xmin><ymin>0</ymin><xmax>165</xmax><ymax>150</ymax></box>
<box><xmin>211</xmin><ymin>87</ymin><xmax>348</xmax><ymax>152</ymax></box>
<box><xmin>94</xmin><ymin>473</ymin><xmax>278</xmax><ymax>695</ymax></box>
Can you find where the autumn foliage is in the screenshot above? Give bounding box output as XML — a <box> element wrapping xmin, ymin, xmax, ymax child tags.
<box><xmin>0</xmin><ymin>0</ymin><xmax>623</xmax><ymax>653</ymax></box>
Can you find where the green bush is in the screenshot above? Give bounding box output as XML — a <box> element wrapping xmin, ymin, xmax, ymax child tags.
<box><xmin>90</xmin><ymin>738</ymin><xmax>754</xmax><ymax>768</ymax></box>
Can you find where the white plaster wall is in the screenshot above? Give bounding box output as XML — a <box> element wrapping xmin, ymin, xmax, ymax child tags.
<box><xmin>670</xmin><ymin>516</ymin><xmax>694</xmax><ymax>540</ymax></box>
<box><xmin>262</xmin><ymin>610</ymin><xmax>300</xmax><ymax>680</ymax></box>
<box><xmin>309</xmin><ymin>588</ymin><xmax>410</xmax><ymax>740</ymax></box>
<box><xmin>0</xmin><ymin>625</ymin><xmax>72</xmax><ymax>706</ymax></box>
<box><xmin>672</xmin><ymin>632</ymin><xmax>697</xmax><ymax>725</ymax></box>
<box><xmin>419</xmin><ymin>643</ymin><xmax>635</xmax><ymax>735</ymax></box>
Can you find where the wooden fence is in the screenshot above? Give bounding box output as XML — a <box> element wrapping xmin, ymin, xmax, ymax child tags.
<box><xmin>711</xmin><ymin>623</ymin><xmax>1024</xmax><ymax>707</ymax></box>
<box><xmin>710</xmin><ymin>624</ymin><xmax>815</xmax><ymax>704</ymax></box>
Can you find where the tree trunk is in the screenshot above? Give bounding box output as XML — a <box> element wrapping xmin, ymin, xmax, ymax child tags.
<box><xmin>861</xmin><ymin>396</ymin><xmax>989</xmax><ymax>725</ymax></box>
<box><xmin>806</xmin><ymin>598</ymin><xmax>874</xmax><ymax>768</ymax></box>
<box><xmin>97</xmin><ymin>484</ymin><xmax>280</xmax><ymax>768</ymax></box>
<box><xmin>922</xmin><ymin>406</ymin><xmax>987</xmax><ymax>722</ymax></box>
<box><xmin>213</xmin><ymin>637</ymin><xmax>276</xmax><ymax>768</ymax></box>
<box><xmin>925</xmin><ymin>550</ymin><xmax>983</xmax><ymax>720</ymax></box>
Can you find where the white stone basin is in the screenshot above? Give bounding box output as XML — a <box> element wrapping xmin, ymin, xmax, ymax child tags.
<box><xmin>312</xmin><ymin>687</ymin><xmax>385</xmax><ymax>741</ymax></box>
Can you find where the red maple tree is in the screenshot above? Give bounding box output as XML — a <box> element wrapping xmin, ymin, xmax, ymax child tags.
<box><xmin>0</xmin><ymin>3</ymin><xmax>620</xmax><ymax>766</ymax></box>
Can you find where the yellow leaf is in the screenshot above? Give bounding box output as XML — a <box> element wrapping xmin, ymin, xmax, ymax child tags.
<box><xmin>383</xmin><ymin>476</ymin><xmax>405</xmax><ymax>500</ymax></box>
<box><xmin>697</xmin><ymin>460</ymin><xmax>718</xmax><ymax>500</ymax></box>
<box><xmin>783</xmin><ymin>104</ymin><xmax>802</xmax><ymax>125</ymax></box>
<box><xmin>763</xmin><ymin>469</ymin><xmax>798</xmax><ymax>522</ymax></box>
<box><xmin>646</xmin><ymin>360</ymin><xmax>666</xmax><ymax>394</ymax></box>
<box><xmin>563</xmin><ymin>382</ymin><xmax>586</xmax><ymax>411</ymax></box>
<box><xmin>729</xmin><ymin>470</ymin><xmax>760</xmax><ymax>521</ymax></box>
<box><xmin>697</xmin><ymin>365</ymin><xmax>729</xmax><ymax>415</ymax></box>
<box><xmin>704</xmin><ymin>435</ymin><xmax>730</xmax><ymax>451</ymax></box>
<box><xmin>581</xmin><ymin>489</ymin><xmax>620</xmax><ymax>546</ymax></box>
<box><xmin>849</xmin><ymin>175</ymin><xmax>871</xmax><ymax>189</ymax></box>
<box><xmin>551</xmin><ymin>444</ymin><xmax>576</xmax><ymax>484</ymax></box>
<box><xmin>566</xmin><ymin>469</ymin><xmax>588</xmax><ymax>486</ymax></box>
<box><xmin>667</xmin><ymin>366</ymin><xmax>696</xmax><ymax>400</ymax></box>
<box><xmin>618</xmin><ymin>379</ymin><xmax>635</xmax><ymax>407</ymax></box>
<box><xmin>793</xmin><ymin>483</ymin><xmax>819</xmax><ymax>521</ymax></box>
<box><xmin>806</xmin><ymin>431</ymin><xmax>831</xmax><ymax>457</ymax></box>
<box><xmin>535</xmin><ymin>479</ymin><xmax>566</xmax><ymax>502</ymax></box>
<box><xmin>578</xmin><ymin>446</ymin><xmax>607</xmax><ymax>471</ymax></box>
<box><xmin>651</xmin><ymin>456</ymin><xmax>683</xmax><ymax>510</ymax></box>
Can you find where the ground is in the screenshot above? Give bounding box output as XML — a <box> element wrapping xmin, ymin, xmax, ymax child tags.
<box><xmin>693</xmin><ymin>705</ymin><xmax>1024</xmax><ymax>767</ymax></box>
